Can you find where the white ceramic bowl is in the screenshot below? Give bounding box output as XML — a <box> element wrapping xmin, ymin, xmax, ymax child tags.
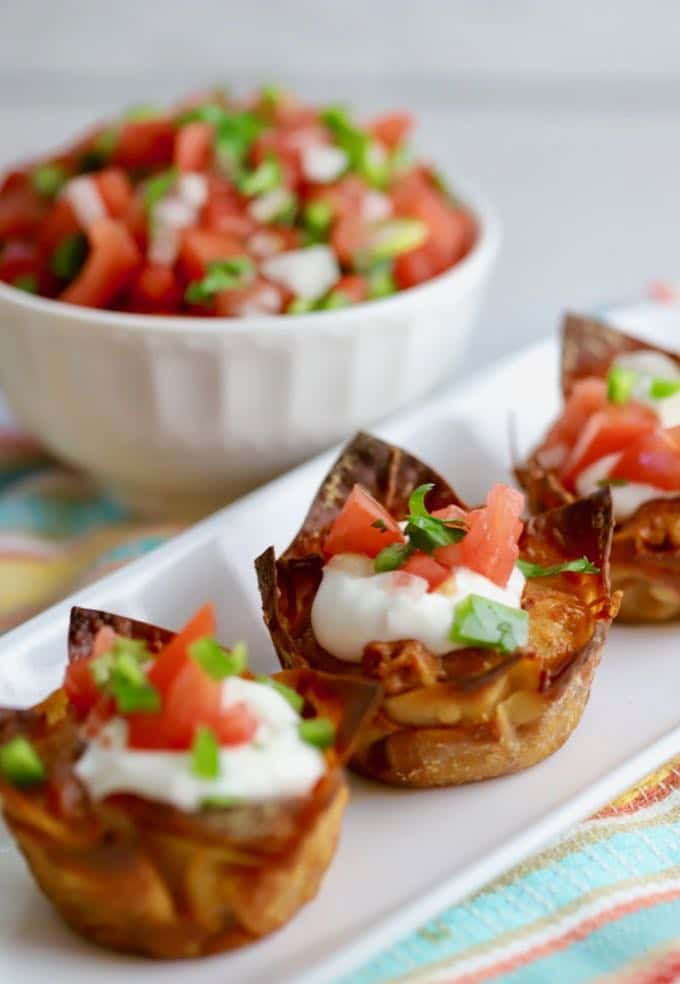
<box><xmin>0</xmin><ymin>182</ymin><xmax>500</xmax><ymax>517</ymax></box>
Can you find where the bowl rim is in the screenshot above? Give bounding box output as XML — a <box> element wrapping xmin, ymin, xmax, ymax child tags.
<box><xmin>0</xmin><ymin>175</ymin><xmax>501</xmax><ymax>336</ymax></box>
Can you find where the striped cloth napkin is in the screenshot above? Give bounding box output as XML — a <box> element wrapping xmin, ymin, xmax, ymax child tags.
<box><xmin>2</xmin><ymin>287</ymin><xmax>680</xmax><ymax>982</ymax></box>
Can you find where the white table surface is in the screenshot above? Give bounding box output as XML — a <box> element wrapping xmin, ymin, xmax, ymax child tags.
<box><xmin>1</xmin><ymin>0</ymin><xmax>679</xmax><ymax>377</ymax></box>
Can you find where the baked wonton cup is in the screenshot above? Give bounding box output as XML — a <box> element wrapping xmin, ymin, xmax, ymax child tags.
<box><xmin>517</xmin><ymin>313</ymin><xmax>680</xmax><ymax>622</ymax></box>
<box><xmin>0</xmin><ymin>606</ymin><xmax>381</xmax><ymax>959</ymax></box>
<box><xmin>256</xmin><ymin>432</ymin><xmax>618</xmax><ymax>788</ymax></box>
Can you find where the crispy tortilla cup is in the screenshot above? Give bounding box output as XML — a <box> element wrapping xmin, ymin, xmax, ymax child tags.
<box><xmin>256</xmin><ymin>432</ymin><xmax>618</xmax><ymax>788</ymax></box>
<box><xmin>517</xmin><ymin>313</ymin><xmax>680</xmax><ymax>622</ymax></box>
<box><xmin>0</xmin><ymin>606</ymin><xmax>381</xmax><ymax>959</ymax></box>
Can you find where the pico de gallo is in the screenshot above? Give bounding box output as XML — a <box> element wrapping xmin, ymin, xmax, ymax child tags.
<box><xmin>0</xmin><ymin>86</ymin><xmax>476</xmax><ymax>317</ymax></box>
<box><xmin>536</xmin><ymin>349</ymin><xmax>680</xmax><ymax>521</ymax></box>
<box><xmin>0</xmin><ymin>602</ymin><xmax>335</xmax><ymax>810</ymax></box>
<box><xmin>310</xmin><ymin>481</ymin><xmax>598</xmax><ymax>662</ymax></box>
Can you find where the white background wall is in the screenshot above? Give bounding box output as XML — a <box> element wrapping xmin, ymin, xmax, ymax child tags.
<box><xmin>1</xmin><ymin>0</ymin><xmax>679</xmax><ymax>370</ymax></box>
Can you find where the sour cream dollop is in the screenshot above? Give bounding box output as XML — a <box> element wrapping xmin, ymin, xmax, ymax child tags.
<box><xmin>74</xmin><ymin>676</ymin><xmax>325</xmax><ymax>811</ymax></box>
<box><xmin>310</xmin><ymin>553</ymin><xmax>526</xmax><ymax>662</ymax></box>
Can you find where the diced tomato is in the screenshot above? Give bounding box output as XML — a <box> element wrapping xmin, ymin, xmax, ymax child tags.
<box><xmin>543</xmin><ymin>377</ymin><xmax>608</xmax><ymax>456</ymax></box>
<box><xmin>609</xmin><ymin>427</ymin><xmax>680</xmax><ymax>491</ymax></box>
<box><xmin>370</xmin><ymin>112</ymin><xmax>413</xmax><ymax>150</ymax></box>
<box><xmin>324</xmin><ymin>484</ymin><xmax>405</xmax><ymax>558</ymax></box>
<box><xmin>431</xmin><ymin>504</ymin><xmax>470</xmax><ymax>567</ymax></box>
<box><xmin>60</xmin><ymin>218</ymin><xmax>141</xmax><ymax>308</ymax></box>
<box><xmin>128</xmin><ymin>263</ymin><xmax>181</xmax><ymax>313</ymax></box>
<box><xmin>64</xmin><ymin>625</ymin><xmax>117</xmax><ymax>718</ymax></box>
<box><xmin>202</xmin><ymin>185</ymin><xmax>256</xmax><ymax>239</ymax></box>
<box><xmin>331</xmin><ymin>214</ymin><xmax>372</xmax><ymax>267</ymax></box>
<box><xmin>37</xmin><ymin>198</ymin><xmax>81</xmax><ymax>257</ymax></box>
<box><xmin>391</xmin><ymin>170</ymin><xmax>471</xmax><ymax>288</ymax></box>
<box><xmin>335</xmin><ymin>273</ymin><xmax>367</xmax><ymax>303</ymax></box>
<box><xmin>560</xmin><ymin>403</ymin><xmax>658</xmax><ymax>489</ymax></box>
<box><xmin>309</xmin><ymin>175</ymin><xmax>369</xmax><ymax>221</ymax></box>
<box><xmin>0</xmin><ymin>241</ymin><xmax>39</xmax><ymax>285</ymax></box>
<box><xmin>179</xmin><ymin>228</ymin><xmax>244</xmax><ymax>281</ymax></box>
<box><xmin>126</xmin><ymin>603</ymin><xmax>257</xmax><ymax>752</ymax></box>
<box><xmin>147</xmin><ymin>602</ymin><xmax>216</xmax><ymax>693</ymax></box>
<box><xmin>122</xmin><ymin>195</ymin><xmax>148</xmax><ymax>250</ymax></box>
<box><xmin>113</xmin><ymin>118</ymin><xmax>176</xmax><ymax>169</ymax></box>
<box><xmin>455</xmin><ymin>484</ymin><xmax>524</xmax><ymax>587</ymax></box>
<box><xmin>95</xmin><ymin>167</ymin><xmax>133</xmax><ymax>218</ymax></box>
<box><xmin>0</xmin><ymin>180</ymin><xmax>45</xmax><ymax>239</ymax></box>
<box><xmin>174</xmin><ymin>121</ymin><xmax>213</xmax><ymax>173</ymax></box>
<box><xmin>401</xmin><ymin>550</ymin><xmax>450</xmax><ymax>590</ymax></box>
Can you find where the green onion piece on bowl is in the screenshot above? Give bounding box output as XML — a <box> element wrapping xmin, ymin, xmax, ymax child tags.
<box><xmin>191</xmin><ymin>726</ymin><xmax>221</xmax><ymax>780</ymax></box>
<box><xmin>0</xmin><ymin>736</ymin><xmax>45</xmax><ymax>786</ymax></box>
<box><xmin>450</xmin><ymin>595</ymin><xmax>529</xmax><ymax>654</ymax></box>
<box><xmin>238</xmin><ymin>156</ymin><xmax>281</xmax><ymax>197</ymax></box>
<box><xmin>299</xmin><ymin>717</ymin><xmax>335</xmax><ymax>749</ymax></box>
<box><xmin>189</xmin><ymin>638</ymin><xmax>248</xmax><ymax>679</ymax></box>
<box><xmin>303</xmin><ymin>200</ymin><xmax>333</xmax><ymax>237</ymax></box>
<box><xmin>287</xmin><ymin>297</ymin><xmax>317</xmax><ymax>315</ymax></box>
<box><xmin>606</xmin><ymin>364</ymin><xmax>637</xmax><ymax>404</ymax></box>
<box><xmin>255</xmin><ymin>676</ymin><xmax>304</xmax><ymax>713</ymax></box>
<box><xmin>366</xmin><ymin>262</ymin><xmax>396</xmax><ymax>299</ymax></box>
<box><xmin>319</xmin><ymin>289</ymin><xmax>351</xmax><ymax>310</ymax></box>
<box><xmin>650</xmin><ymin>377</ymin><xmax>680</xmax><ymax>399</ymax></box>
<box><xmin>32</xmin><ymin>163</ymin><xmax>67</xmax><ymax>198</ymax></box>
<box><xmin>52</xmin><ymin>233</ymin><xmax>88</xmax><ymax>281</ymax></box>
<box><xmin>185</xmin><ymin>256</ymin><xmax>255</xmax><ymax>305</ymax></box>
<box><xmin>13</xmin><ymin>273</ymin><xmax>38</xmax><ymax>294</ymax></box>
<box><xmin>363</xmin><ymin>219</ymin><xmax>428</xmax><ymax>265</ymax></box>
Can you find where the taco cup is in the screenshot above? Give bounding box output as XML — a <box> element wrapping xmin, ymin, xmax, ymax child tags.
<box><xmin>0</xmin><ymin>604</ymin><xmax>380</xmax><ymax>958</ymax></box>
<box><xmin>256</xmin><ymin>432</ymin><xmax>617</xmax><ymax>787</ymax></box>
<box><xmin>517</xmin><ymin>313</ymin><xmax>680</xmax><ymax>621</ymax></box>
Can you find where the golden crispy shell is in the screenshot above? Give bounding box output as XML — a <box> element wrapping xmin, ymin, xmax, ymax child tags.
<box><xmin>256</xmin><ymin>432</ymin><xmax>617</xmax><ymax>787</ymax></box>
<box><xmin>517</xmin><ymin>313</ymin><xmax>680</xmax><ymax>621</ymax></box>
<box><xmin>0</xmin><ymin>607</ymin><xmax>381</xmax><ymax>959</ymax></box>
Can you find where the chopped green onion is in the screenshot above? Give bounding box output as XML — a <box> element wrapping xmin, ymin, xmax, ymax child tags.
<box><xmin>299</xmin><ymin>717</ymin><xmax>335</xmax><ymax>749</ymax></box>
<box><xmin>259</xmin><ymin>84</ymin><xmax>284</xmax><ymax>109</ymax></box>
<box><xmin>516</xmin><ymin>556</ymin><xmax>600</xmax><ymax>578</ymax></box>
<box><xmin>185</xmin><ymin>256</ymin><xmax>255</xmax><ymax>305</ymax></box>
<box><xmin>111</xmin><ymin>679</ymin><xmax>161</xmax><ymax>714</ymax></box>
<box><xmin>597</xmin><ymin>477</ymin><xmax>629</xmax><ymax>488</ymax></box>
<box><xmin>189</xmin><ymin>637</ymin><xmax>248</xmax><ymax>679</ymax></box>
<box><xmin>238</xmin><ymin>156</ymin><xmax>281</xmax><ymax>197</ymax></box>
<box><xmin>125</xmin><ymin>104</ymin><xmax>161</xmax><ymax>121</ymax></box>
<box><xmin>375</xmin><ymin>542</ymin><xmax>414</xmax><ymax>573</ymax></box>
<box><xmin>13</xmin><ymin>273</ymin><xmax>38</xmax><ymax>294</ymax></box>
<box><xmin>287</xmin><ymin>297</ymin><xmax>317</xmax><ymax>315</ymax></box>
<box><xmin>255</xmin><ymin>675</ymin><xmax>304</xmax><ymax>713</ymax></box>
<box><xmin>650</xmin><ymin>377</ymin><xmax>680</xmax><ymax>399</ymax></box>
<box><xmin>89</xmin><ymin>637</ymin><xmax>159</xmax><ymax>714</ymax></box>
<box><xmin>32</xmin><ymin>163</ymin><xmax>67</xmax><ymax>198</ymax></box>
<box><xmin>143</xmin><ymin>168</ymin><xmax>177</xmax><ymax>214</ymax></box>
<box><xmin>322</xmin><ymin>107</ymin><xmax>388</xmax><ymax>188</ymax></box>
<box><xmin>0</xmin><ymin>736</ymin><xmax>45</xmax><ymax>786</ymax></box>
<box><xmin>191</xmin><ymin>726</ymin><xmax>221</xmax><ymax>780</ymax></box>
<box><xmin>319</xmin><ymin>289</ymin><xmax>351</xmax><ymax>310</ymax></box>
<box><xmin>372</xmin><ymin>519</ymin><xmax>387</xmax><ymax>531</ymax></box>
<box><xmin>389</xmin><ymin>144</ymin><xmax>415</xmax><ymax>178</ymax></box>
<box><xmin>303</xmin><ymin>200</ymin><xmax>333</xmax><ymax>238</ymax></box>
<box><xmin>51</xmin><ymin>233</ymin><xmax>88</xmax><ymax>281</ymax></box>
<box><xmin>450</xmin><ymin>595</ymin><xmax>529</xmax><ymax>654</ymax></box>
<box><xmin>366</xmin><ymin>263</ymin><xmax>396</xmax><ymax>299</ymax></box>
<box><xmin>359</xmin><ymin>219</ymin><xmax>428</xmax><ymax>267</ymax></box>
<box><xmin>179</xmin><ymin>103</ymin><xmax>229</xmax><ymax>127</ymax></box>
<box><xmin>607</xmin><ymin>364</ymin><xmax>636</xmax><ymax>404</ymax></box>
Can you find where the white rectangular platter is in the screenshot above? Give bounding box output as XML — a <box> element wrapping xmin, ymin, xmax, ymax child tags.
<box><xmin>1</xmin><ymin>300</ymin><xmax>680</xmax><ymax>984</ymax></box>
